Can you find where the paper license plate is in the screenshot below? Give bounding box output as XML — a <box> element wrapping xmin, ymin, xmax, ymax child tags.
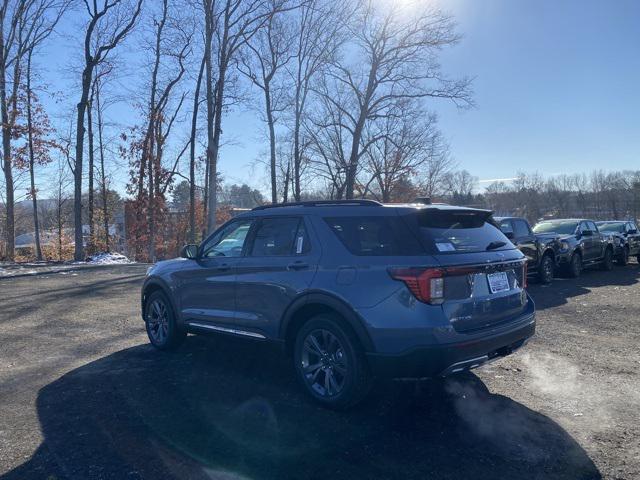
<box><xmin>487</xmin><ymin>271</ymin><xmax>510</xmax><ymax>294</ymax></box>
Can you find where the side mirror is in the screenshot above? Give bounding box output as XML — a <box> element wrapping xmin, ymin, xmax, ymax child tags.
<box><xmin>180</xmin><ymin>244</ymin><xmax>199</xmax><ymax>259</ymax></box>
<box><xmin>504</xmin><ymin>231</ymin><xmax>515</xmax><ymax>240</ymax></box>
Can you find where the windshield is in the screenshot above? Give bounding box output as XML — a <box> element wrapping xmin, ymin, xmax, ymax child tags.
<box><xmin>533</xmin><ymin>221</ymin><xmax>578</xmax><ymax>235</ymax></box>
<box><xmin>596</xmin><ymin>222</ymin><xmax>625</xmax><ymax>233</ymax></box>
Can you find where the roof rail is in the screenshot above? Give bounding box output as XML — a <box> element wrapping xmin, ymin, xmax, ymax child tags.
<box><xmin>252</xmin><ymin>199</ymin><xmax>382</xmax><ymax>211</ymax></box>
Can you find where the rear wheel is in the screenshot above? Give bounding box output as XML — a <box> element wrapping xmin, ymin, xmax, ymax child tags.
<box><xmin>293</xmin><ymin>314</ymin><xmax>372</xmax><ymax>410</ymax></box>
<box><xmin>617</xmin><ymin>246</ymin><xmax>629</xmax><ymax>266</ymax></box>
<box><xmin>145</xmin><ymin>291</ymin><xmax>186</xmax><ymax>350</ymax></box>
<box><xmin>537</xmin><ymin>254</ymin><xmax>554</xmax><ymax>284</ymax></box>
<box><xmin>601</xmin><ymin>247</ymin><xmax>614</xmax><ymax>271</ymax></box>
<box><xmin>566</xmin><ymin>252</ymin><xmax>582</xmax><ymax>278</ymax></box>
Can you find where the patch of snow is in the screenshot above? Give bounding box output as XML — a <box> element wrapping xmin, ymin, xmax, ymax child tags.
<box><xmin>0</xmin><ymin>266</ymin><xmax>38</xmax><ymax>276</ymax></box>
<box><xmin>85</xmin><ymin>252</ymin><xmax>132</xmax><ymax>265</ymax></box>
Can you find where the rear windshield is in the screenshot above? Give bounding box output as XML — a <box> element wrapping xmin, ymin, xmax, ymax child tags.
<box><xmin>324</xmin><ymin>216</ymin><xmax>424</xmax><ymax>256</ymax></box>
<box><xmin>403</xmin><ymin>210</ymin><xmax>512</xmax><ymax>253</ymax></box>
<box><xmin>533</xmin><ymin>221</ymin><xmax>578</xmax><ymax>235</ymax></box>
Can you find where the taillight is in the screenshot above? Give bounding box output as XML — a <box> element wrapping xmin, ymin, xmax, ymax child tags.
<box><xmin>522</xmin><ymin>262</ymin><xmax>528</xmax><ymax>289</ymax></box>
<box><xmin>388</xmin><ymin>267</ymin><xmax>445</xmax><ymax>304</ymax></box>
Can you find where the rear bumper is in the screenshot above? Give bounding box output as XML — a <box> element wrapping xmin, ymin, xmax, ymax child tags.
<box><xmin>366</xmin><ymin>312</ymin><xmax>535</xmax><ymax>379</ymax></box>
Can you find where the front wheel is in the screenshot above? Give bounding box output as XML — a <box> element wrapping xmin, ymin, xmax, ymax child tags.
<box><xmin>601</xmin><ymin>248</ymin><xmax>614</xmax><ymax>271</ymax></box>
<box><xmin>537</xmin><ymin>255</ymin><xmax>554</xmax><ymax>284</ymax></box>
<box><xmin>293</xmin><ymin>314</ymin><xmax>372</xmax><ymax>410</ymax></box>
<box><xmin>617</xmin><ymin>246</ymin><xmax>629</xmax><ymax>266</ymax></box>
<box><xmin>145</xmin><ymin>291</ymin><xmax>186</xmax><ymax>350</ymax></box>
<box><xmin>566</xmin><ymin>252</ymin><xmax>582</xmax><ymax>278</ymax></box>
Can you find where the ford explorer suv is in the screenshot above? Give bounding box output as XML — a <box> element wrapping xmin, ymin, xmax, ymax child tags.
<box><xmin>142</xmin><ymin>200</ymin><xmax>536</xmax><ymax>409</ymax></box>
<box><xmin>532</xmin><ymin>219</ymin><xmax>614</xmax><ymax>277</ymax></box>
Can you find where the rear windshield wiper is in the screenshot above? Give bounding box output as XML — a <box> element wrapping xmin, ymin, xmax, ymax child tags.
<box><xmin>486</xmin><ymin>241</ymin><xmax>507</xmax><ymax>250</ymax></box>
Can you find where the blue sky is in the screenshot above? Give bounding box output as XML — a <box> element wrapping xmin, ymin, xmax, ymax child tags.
<box><xmin>36</xmin><ymin>0</ymin><xmax>640</xmax><ymax>196</ymax></box>
<box><xmin>435</xmin><ymin>0</ymin><xmax>640</xmax><ymax>186</ymax></box>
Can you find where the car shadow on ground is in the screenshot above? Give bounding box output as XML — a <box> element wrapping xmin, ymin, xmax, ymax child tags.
<box><xmin>528</xmin><ymin>261</ymin><xmax>640</xmax><ymax>311</ymax></box>
<box><xmin>3</xmin><ymin>336</ymin><xmax>600</xmax><ymax>480</ymax></box>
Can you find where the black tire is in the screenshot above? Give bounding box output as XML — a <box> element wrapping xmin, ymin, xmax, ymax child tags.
<box><xmin>601</xmin><ymin>247</ymin><xmax>614</xmax><ymax>271</ymax></box>
<box><xmin>565</xmin><ymin>252</ymin><xmax>582</xmax><ymax>278</ymax></box>
<box><xmin>617</xmin><ymin>246</ymin><xmax>629</xmax><ymax>266</ymax></box>
<box><xmin>144</xmin><ymin>291</ymin><xmax>186</xmax><ymax>350</ymax></box>
<box><xmin>293</xmin><ymin>313</ymin><xmax>372</xmax><ymax>410</ymax></box>
<box><xmin>537</xmin><ymin>254</ymin><xmax>554</xmax><ymax>284</ymax></box>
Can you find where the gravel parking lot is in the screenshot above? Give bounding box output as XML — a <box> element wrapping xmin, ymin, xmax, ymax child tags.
<box><xmin>0</xmin><ymin>263</ymin><xmax>638</xmax><ymax>480</ymax></box>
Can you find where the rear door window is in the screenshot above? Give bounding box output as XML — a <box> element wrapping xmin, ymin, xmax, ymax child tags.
<box><xmin>324</xmin><ymin>216</ymin><xmax>424</xmax><ymax>256</ymax></box>
<box><xmin>250</xmin><ymin>217</ymin><xmax>309</xmax><ymax>257</ymax></box>
<box><xmin>403</xmin><ymin>210</ymin><xmax>512</xmax><ymax>253</ymax></box>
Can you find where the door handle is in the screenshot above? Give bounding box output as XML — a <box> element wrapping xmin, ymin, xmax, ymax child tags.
<box><xmin>213</xmin><ymin>263</ymin><xmax>230</xmax><ymax>272</ymax></box>
<box><xmin>287</xmin><ymin>262</ymin><xmax>309</xmax><ymax>271</ymax></box>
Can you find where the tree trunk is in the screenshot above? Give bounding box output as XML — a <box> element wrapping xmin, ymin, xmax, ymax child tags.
<box><xmin>189</xmin><ymin>55</ymin><xmax>206</xmax><ymax>243</ymax></box>
<box><xmin>0</xmin><ymin>35</ymin><xmax>14</xmax><ymax>261</ymax></box>
<box><xmin>95</xmin><ymin>79</ymin><xmax>110</xmax><ymax>251</ymax></box>
<box><xmin>283</xmin><ymin>158</ymin><xmax>290</xmax><ymax>203</ymax></box>
<box><xmin>87</xmin><ymin>92</ymin><xmax>95</xmax><ymax>254</ymax></box>
<box><xmin>293</xmin><ymin>84</ymin><xmax>302</xmax><ymax>202</ymax></box>
<box><xmin>345</xmin><ymin>113</ymin><xmax>367</xmax><ymax>200</ymax></box>
<box><xmin>26</xmin><ymin>52</ymin><xmax>42</xmax><ymax>260</ymax></box>
<box><xmin>207</xmin><ymin>71</ymin><xmax>225</xmax><ymax>232</ymax></box>
<box><xmin>57</xmin><ymin>198</ymin><xmax>63</xmax><ymax>261</ymax></box>
<box><xmin>264</xmin><ymin>85</ymin><xmax>277</xmax><ymax>204</ymax></box>
<box><xmin>203</xmin><ymin>0</ymin><xmax>217</xmax><ymax>233</ymax></box>
<box><xmin>74</xmin><ymin>66</ymin><xmax>93</xmax><ymax>261</ymax></box>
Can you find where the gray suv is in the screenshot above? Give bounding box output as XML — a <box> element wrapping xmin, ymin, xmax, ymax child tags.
<box><xmin>142</xmin><ymin>200</ymin><xmax>535</xmax><ymax>408</ymax></box>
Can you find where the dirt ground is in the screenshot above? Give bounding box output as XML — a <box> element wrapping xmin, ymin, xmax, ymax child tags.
<box><xmin>0</xmin><ymin>262</ymin><xmax>638</xmax><ymax>479</ymax></box>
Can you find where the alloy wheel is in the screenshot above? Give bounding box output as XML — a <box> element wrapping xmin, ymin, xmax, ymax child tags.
<box><xmin>541</xmin><ymin>256</ymin><xmax>554</xmax><ymax>283</ymax></box>
<box><xmin>147</xmin><ymin>299</ymin><xmax>169</xmax><ymax>345</ymax></box>
<box><xmin>301</xmin><ymin>329</ymin><xmax>348</xmax><ymax>397</ymax></box>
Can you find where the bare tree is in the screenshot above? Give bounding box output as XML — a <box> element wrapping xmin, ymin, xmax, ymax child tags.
<box><xmin>73</xmin><ymin>0</ymin><xmax>142</xmax><ymax>261</ymax></box>
<box><xmin>128</xmin><ymin>0</ymin><xmax>191</xmax><ymax>261</ymax></box>
<box><xmin>317</xmin><ymin>1</ymin><xmax>472</xmax><ymax>199</ymax></box>
<box><xmin>188</xmin><ymin>55</ymin><xmax>205</xmax><ymax>243</ymax></box>
<box><xmin>239</xmin><ymin>3</ymin><xmax>294</xmax><ymax>203</ymax></box>
<box><xmin>0</xmin><ymin>0</ymin><xmax>68</xmax><ymax>261</ymax></box>
<box><xmin>202</xmin><ymin>0</ymin><xmax>293</xmax><ymax>231</ymax></box>
<box><xmin>362</xmin><ymin>101</ymin><xmax>449</xmax><ymax>202</ymax></box>
<box><xmin>23</xmin><ymin>48</ymin><xmax>60</xmax><ymax>260</ymax></box>
<box><xmin>287</xmin><ymin>0</ymin><xmax>345</xmax><ymax>201</ymax></box>
<box><xmin>93</xmin><ymin>68</ymin><xmax>111</xmax><ymax>250</ymax></box>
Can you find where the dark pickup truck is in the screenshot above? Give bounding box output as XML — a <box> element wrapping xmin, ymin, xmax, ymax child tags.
<box><xmin>531</xmin><ymin>219</ymin><xmax>615</xmax><ymax>277</ymax></box>
<box><xmin>495</xmin><ymin>217</ymin><xmax>558</xmax><ymax>283</ymax></box>
<box><xmin>596</xmin><ymin>220</ymin><xmax>640</xmax><ymax>265</ymax></box>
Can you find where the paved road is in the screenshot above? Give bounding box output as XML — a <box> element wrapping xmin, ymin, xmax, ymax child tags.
<box><xmin>0</xmin><ymin>263</ymin><xmax>638</xmax><ymax>479</ymax></box>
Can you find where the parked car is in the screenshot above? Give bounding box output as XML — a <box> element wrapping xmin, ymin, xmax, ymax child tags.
<box><xmin>595</xmin><ymin>220</ymin><xmax>640</xmax><ymax>265</ymax></box>
<box><xmin>142</xmin><ymin>200</ymin><xmax>535</xmax><ymax>409</ymax></box>
<box><xmin>531</xmin><ymin>219</ymin><xmax>615</xmax><ymax>277</ymax></box>
<box><xmin>495</xmin><ymin>216</ymin><xmax>559</xmax><ymax>284</ymax></box>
